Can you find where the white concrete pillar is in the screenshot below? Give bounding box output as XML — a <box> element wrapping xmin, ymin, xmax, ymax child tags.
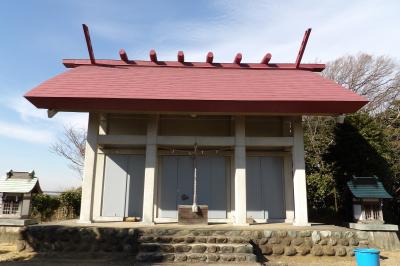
<box><xmin>92</xmin><ymin>114</ymin><xmax>107</xmax><ymax>220</ymax></box>
<box><xmin>283</xmin><ymin>118</ymin><xmax>294</xmax><ymax>223</ymax></box>
<box><xmin>284</xmin><ymin>154</ymin><xmax>295</xmax><ymax>223</ymax></box>
<box><xmin>234</xmin><ymin>116</ymin><xmax>248</xmax><ymax>225</ymax></box>
<box><xmin>142</xmin><ymin>115</ymin><xmax>158</xmax><ymax>224</ymax></box>
<box><xmin>292</xmin><ymin>117</ymin><xmax>309</xmax><ymax>226</ymax></box>
<box><xmin>79</xmin><ymin>113</ymin><xmax>99</xmax><ymax>223</ymax></box>
<box><xmin>92</xmin><ymin>151</ymin><xmax>105</xmax><ymax>219</ymax></box>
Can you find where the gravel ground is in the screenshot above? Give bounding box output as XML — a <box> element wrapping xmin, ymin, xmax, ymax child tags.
<box><xmin>0</xmin><ymin>244</ymin><xmax>399</xmax><ymax>266</ymax></box>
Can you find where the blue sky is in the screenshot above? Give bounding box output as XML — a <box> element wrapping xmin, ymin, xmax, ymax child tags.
<box><xmin>0</xmin><ymin>0</ymin><xmax>399</xmax><ymax>191</ymax></box>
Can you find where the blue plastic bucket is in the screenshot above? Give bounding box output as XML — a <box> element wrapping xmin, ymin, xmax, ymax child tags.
<box><xmin>354</xmin><ymin>248</ymin><xmax>380</xmax><ymax>266</ymax></box>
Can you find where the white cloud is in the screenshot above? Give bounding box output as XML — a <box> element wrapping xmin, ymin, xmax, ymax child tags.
<box><xmin>0</xmin><ymin>96</ymin><xmax>88</xmax><ymax>146</ymax></box>
<box><xmin>0</xmin><ymin>120</ymin><xmax>53</xmax><ymax>144</ymax></box>
<box><xmin>6</xmin><ymin>97</ymin><xmax>48</xmax><ymax>122</ymax></box>
<box><xmin>52</xmin><ymin>112</ymin><xmax>88</xmax><ymax>130</ymax></box>
<box><xmin>95</xmin><ymin>0</ymin><xmax>400</xmax><ymax>63</ymax></box>
<box><xmin>3</xmin><ymin>96</ymin><xmax>88</xmax><ymax>130</ymax></box>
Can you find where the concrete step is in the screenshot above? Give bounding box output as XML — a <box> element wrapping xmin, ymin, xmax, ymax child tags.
<box><xmin>135</xmin><ymin>252</ymin><xmax>257</xmax><ymax>263</ymax></box>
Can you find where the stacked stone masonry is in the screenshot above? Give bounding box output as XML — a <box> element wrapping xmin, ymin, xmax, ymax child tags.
<box><xmin>0</xmin><ymin>226</ymin><xmax>378</xmax><ymax>263</ymax></box>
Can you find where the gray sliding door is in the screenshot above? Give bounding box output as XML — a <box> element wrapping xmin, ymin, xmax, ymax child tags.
<box><xmin>126</xmin><ymin>155</ymin><xmax>145</xmax><ymax>217</ymax></box>
<box><xmin>196</xmin><ymin>156</ymin><xmax>227</xmax><ymax>219</ymax></box>
<box><xmin>159</xmin><ymin>156</ymin><xmax>193</xmax><ymax>218</ymax></box>
<box><xmin>102</xmin><ymin>154</ymin><xmax>145</xmax><ymax>218</ymax></box>
<box><xmin>158</xmin><ymin>155</ymin><xmax>228</xmax><ymax>219</ymax></box>
<box><xmin>246</xmin><ymin>156</ymin><xmax>285</xmax><ymax>220</ymax></box>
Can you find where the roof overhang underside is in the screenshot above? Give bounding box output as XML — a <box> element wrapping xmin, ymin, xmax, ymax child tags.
<box><xmin>25</xmin><ymin>65</ymin><xmax>368</xmax><ymax>114</ymax></box>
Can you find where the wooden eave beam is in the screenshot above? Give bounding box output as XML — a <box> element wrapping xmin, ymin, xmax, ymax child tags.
<box><xmin>295</xmin><ymin>28</ymin><xmax>312</xmax><ymax>68</ymax></box>
<box><xmin>47</xmin><ymin>109</ymin><xmax>58</xmax><ymax>118</ymax></box>
<box><xmin>82</xmin><ymin>24</ymin><xmax>95</xmax><ymax>64</ymax></box>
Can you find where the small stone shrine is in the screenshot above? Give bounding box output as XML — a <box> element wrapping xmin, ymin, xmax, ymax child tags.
<box><xmin>0</xmin><ymin>170</ymin><xmax>42</xmax><ymax>226</ymax></box>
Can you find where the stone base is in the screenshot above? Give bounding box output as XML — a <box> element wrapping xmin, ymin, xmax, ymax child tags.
<box><xmin>16</xmin><ymin>226</ymin><xmax>368</xmax><ymax>256</ymax></box>
<box><xmin>349</xmin><ymin>223</ymin><xmax>399</xmax><ymax>231</ymax></box>
<box><xmin>1</xmin><ymin>224</ymin><xmax>399</xmax><ymax>262</ymax></box>
<box><xmin>0</xmin><ymin>218</ymin><xmax>37</xmax><ymax>226</ymax></box>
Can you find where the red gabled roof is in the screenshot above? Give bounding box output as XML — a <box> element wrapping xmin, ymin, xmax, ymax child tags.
<box><xmin>25</xmin><ymin>60</ymin><xmax>367</xmax><ymax>114</ymax></box>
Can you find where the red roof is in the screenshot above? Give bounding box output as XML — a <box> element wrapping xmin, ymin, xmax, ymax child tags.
<box><xmin>25</xmin><ymin>60</ymin><xmax>367</xmax><ymax>114</ymax></box>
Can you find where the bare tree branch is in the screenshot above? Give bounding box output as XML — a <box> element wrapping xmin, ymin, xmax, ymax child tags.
<box><xmin>305</xmin><ymin>53</ymin><xmax>400</xmax><ymax>178</ymax></box>
<box><xmin>50</xmin><ymin>126</ymin><xmax>87</xmax><ymax>178</ymax></box>
<box><xmin>322</xmin><ymin>53</ymin><xmax>400</xmax><ymax>113</ymax></box>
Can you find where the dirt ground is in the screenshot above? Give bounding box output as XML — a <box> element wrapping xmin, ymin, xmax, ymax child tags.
<box><xmin>0</xmin><ymin>244</ymin><xmax>399</xmax><ymax>266</ymax></box>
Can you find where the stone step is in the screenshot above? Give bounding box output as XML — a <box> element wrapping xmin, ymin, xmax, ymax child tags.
<box><xmin>135</xmin><ymin>252</ymin><xmax>257</xmax><ymax>263</ymax></box>
<box><xmin>138</xmin><ymin>242</ymin><xmax>254</xmax><ymax>254</ymax></box>
<box><xmin>137</xmin><ymin>235</ymin><xmax>251</xmax><ymax>244</ymax></box>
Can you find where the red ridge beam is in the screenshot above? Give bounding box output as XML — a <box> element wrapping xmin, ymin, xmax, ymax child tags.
<box><xmin>261</xmin><ymin>53</ymin><xmax>272</xmax><ymax>64</ymax></box>
<box><xmin>150</xmin><ymin>49</ymin><xmax>157</xmax><ymax>62</ymax></box>
<box><xmin>206</xmin><ymin>52</ymin><xmax>214</xmax><ymax>63</ymax></box>
<box><xmin>119</xmin><ymin>49</ymin><xmax>128</xmax><ymax>62</ymax></box>
<box><xmin>295</xmin><ymin>28</ymin><xmax>312</xmax><ymax>68</ymax></box>
<box><xmin>82</xmin><ymin>24</ymin><xmax>95</xmax><ymax>64</ymax></box>
<box><xmin>63</xmin><ymin>59</ymin><xmax>326</xmax><ymax>72</ymax></box>
<box><xmin>234</xmin><ymin>53</ymin><xmax>242</xmax><ymax>64</ymax></box>
<box><xmin>177</xmin><ymin>51</ymin><xmax>184</xmax><ymax>63</ymax></box>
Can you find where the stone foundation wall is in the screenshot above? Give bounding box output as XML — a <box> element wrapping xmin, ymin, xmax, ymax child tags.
<box><xmin>0</xmin><ymin>226</ymin><xmax>23</xmax><ymax>244</ymax></box>
<box><xmin>0</xmin><ymin>225</ymin><xmax>397</xmax><ymax>263</ymax></box>
<box><xmin>365</xmin><ymin>231</ymin><xmax>400</xmax><ymax>251</ymax></box>
<box><xmin>255</xmin><ymin>229</ymin><xmax>367</xmax><ymax>257</ymax></box>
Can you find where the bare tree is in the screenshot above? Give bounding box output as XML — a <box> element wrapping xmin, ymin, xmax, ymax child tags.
<box><xmin>323</xmin><ymin>53</ymin><xmax>400</xmax><ymax>113</ymax></box>
<box><xmin>50</xmin><ymin>126</ymin><xmax>87</xmax><ymax>178</ymax></box>
<box><xmin>305</xmin><ymin>53</ymin><xmax>400</xmax><ymax>174</ymax></box>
